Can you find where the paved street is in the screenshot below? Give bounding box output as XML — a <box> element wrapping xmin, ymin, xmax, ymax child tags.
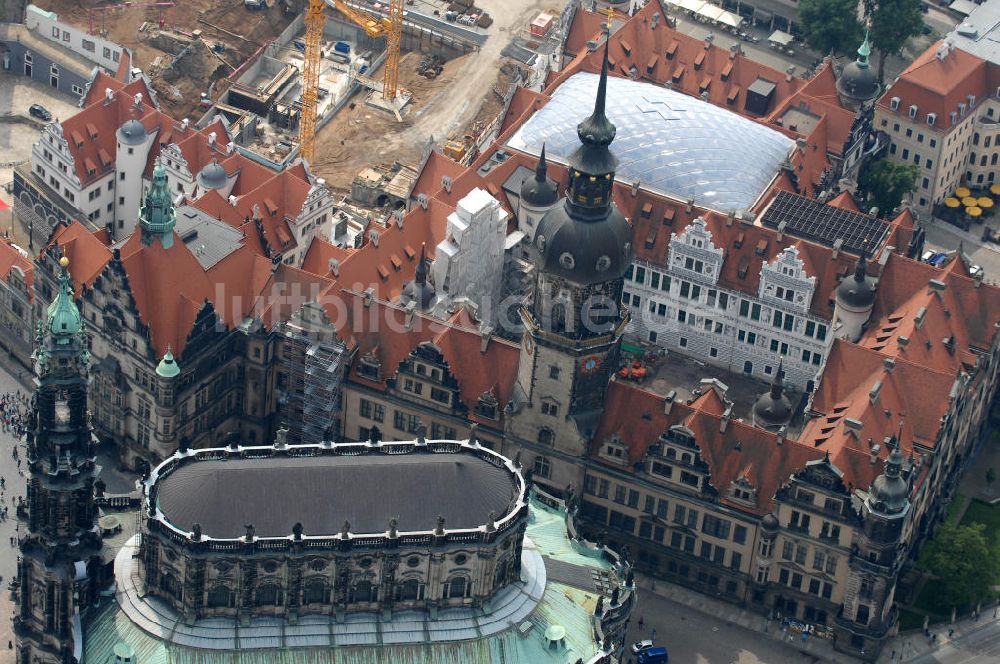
<box><xmin>624</xmin><ymin>585</ymin><xmax>828</xmax><ymax>664</ymax></box>
<box><xmin>0</xmin><ymin>358</ymin><xmax>31</xmax><ymax>663</ymax></box>
<box><xmin>922</xmin><ymin>221</ymin><xmax>1000</xmax><ymax>286</ymax></box>
<box><xmin>894</xmin><ymin>617</ymin><xmax>1000</xmax><ymax>663</ymax></box>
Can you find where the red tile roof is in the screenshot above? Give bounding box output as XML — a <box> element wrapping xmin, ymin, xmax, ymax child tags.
<box><xmin>48</xmin><ymin>221</ymin><xmax>113</xmax><ymax>293</ymax></box>
<box><xmin>0</xmin><ymin>238</ymin><xmax>34</xmax><ymax>301</ymax></box>
<box><xmin>337</xmin><ymin>291</ymin><xmax>519</xmax><ymax>425</ymax></box>
<box><xmin>877</xmin><ymin>41</ymin><xmax>991</xmax><ymax>130</ymax></box>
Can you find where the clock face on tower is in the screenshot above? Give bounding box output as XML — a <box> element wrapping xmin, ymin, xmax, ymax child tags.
<box><xmin>580</xmin><ymin>355</ymin><xmax>602</xmax><ymax>375</ymax></box>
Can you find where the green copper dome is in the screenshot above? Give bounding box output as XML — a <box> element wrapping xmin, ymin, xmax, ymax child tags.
<box><xmin>156</xmin><ymin>349</ymin><xmax>180</xmax><ymax>378</ymax></box>
<box><xmin>140</xmin><ymin>161</ymin><xmax>176</xmax><ymax>249</ymax></box>
<box><xmin>46</xmin><ymin>256</ymin><xmax>82</xmax><ymax>338</ymax></box>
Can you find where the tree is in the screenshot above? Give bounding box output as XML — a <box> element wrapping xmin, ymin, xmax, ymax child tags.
<box><xmin>800</xmin><ymin>0</ymin><xmax>864</xmax><ymax>58</ymax></box>
<box><xmin>866</xmin><ymin>0</ymin><xmax>925</xmax><ymax>83</ymax></box>
<box><xmin>858</xmin><ymin>159</ymin><xmax>919</xmax><ymax>218</ymax></box>
<box><xmin>924</xmin><ymin>522</ymin><xmax>999</xmax><ymax>610</ymax></box>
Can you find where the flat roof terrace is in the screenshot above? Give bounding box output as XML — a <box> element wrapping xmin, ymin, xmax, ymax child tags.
<box><xmin>150</xmin><ymin>441</ymin><xmax>524</xmax><ymax>539</ymax></box>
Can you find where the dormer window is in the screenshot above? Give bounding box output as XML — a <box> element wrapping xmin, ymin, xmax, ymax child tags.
<box><xmin>475</xmin><ymin>391</ymin><xmax>498</xmax><ymax>419</ymax></box>
<box><xmin>600</xmin><ymin>437</ymin><xmax>628</xmax><ymax>464</ymax></box>
<box><xmin>358</xmin><ymin>352</ymin><xmax>381</xmax><ymax>380</ymax></box>
<box><xmin>889</xmin><ymin>96</ymin><xmax>900</xmax><ymax>111</ymax></box>
<box><xmin>908</xmin><ymin>104</ymin><xmax>918</xmax><ymax>119</ymax></box>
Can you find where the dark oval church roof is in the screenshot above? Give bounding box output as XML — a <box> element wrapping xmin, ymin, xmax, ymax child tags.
<box><xmin>155</xmin><ymin>453</ymin><xmax>519</xmax><ymax>538</ymax></box>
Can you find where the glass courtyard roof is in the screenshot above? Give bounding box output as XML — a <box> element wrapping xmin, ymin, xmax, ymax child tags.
<box><xmin>507</xmin><ymin>72</ymin><xmax>795</xmax><ymax>212</ymax></box>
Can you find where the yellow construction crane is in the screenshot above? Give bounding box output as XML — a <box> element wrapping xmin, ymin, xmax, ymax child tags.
<box><xmin>299</xmin><ymin>0</ymin><xmax>404</xmax><ymax>163</ymax></box>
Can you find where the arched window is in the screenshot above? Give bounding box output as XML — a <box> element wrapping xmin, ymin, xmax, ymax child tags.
<box><xmin>207</xmin><ymin>585</ymin><xmax>233</xmax><ymax>608</ymax></box>
<box><xmin>303</xmin><ymin>579</ymin><xmax>329</xmax><ymax>604</ymax></box>
<box><xmin>445</xmin><ymin>576</ymin><xmax>469</xmax><ymax>599</ymax></box>
<box><xmin>255</xmin><ymin>583</ymin><xmax>281</xmax><ymax>606</ymax></box>
<box><xmin>396</xmin><ymin>578</ymin><xmax>423</xmax><ymax>601</ymax></box>
<box><xmin>350</xmin><ymin>580</ymin><xmax>376</xmax><ymax>603</ymax></box>
<box><xmin>537</xmin><ymin>428</ymin><xmax>554</xmax><ymax>446</ymax></box>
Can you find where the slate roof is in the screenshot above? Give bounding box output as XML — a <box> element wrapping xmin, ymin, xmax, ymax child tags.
<box><xmin>155</xmin><ymin>453</ymin><xmax>519</xmax><ymax>538</ymax></box>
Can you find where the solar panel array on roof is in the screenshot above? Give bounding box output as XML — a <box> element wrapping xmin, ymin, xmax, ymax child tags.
<box><xmin>761</xmin><ymin>191</ymin><xmax>890</xmax><ymax>256</ymax></box>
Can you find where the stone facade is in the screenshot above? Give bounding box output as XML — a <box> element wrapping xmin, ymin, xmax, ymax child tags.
<box><xmin>624</xmin><ymin>218</ymin><xmax>830</xmax><ymax>390</ymax></box>
<box><xmin>140</xmin><ymin>439</ymin><xmax>529</xmax><ymax>624</ymax></box>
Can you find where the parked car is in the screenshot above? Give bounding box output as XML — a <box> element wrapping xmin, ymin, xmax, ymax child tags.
<box><xmin>970</xmin><ymin>264</ymin><xmax>985</xmax><ymax>279</ymax></box>
<box><xmin>929</xmin><ymin>252</ymin><xmax>949</xmax><ymax>267</ymax></box>
<box><xmin>631</xmin><ymin>639</ymin><xmax>654</xmax><ymax>655</ymax></box>
<box><xmin>638</xmin><ymin>646</ymin><xmax>669</xmax><ymax>664</ymax></box>
<box><xmin>28</xmin><ymin>104</ymin><xmax>52</xmax><ymax>121</ymax></box>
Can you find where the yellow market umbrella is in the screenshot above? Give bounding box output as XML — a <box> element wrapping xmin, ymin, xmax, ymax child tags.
<box><xmin>966</xmin><ymin>206</ymin><xmax>982</xmax><ymax>217</ymax></box>
<box><xmin>956</xmin><ymin>187</ymin><xmax>972</xmax><ymax>198</ymax></box>
<box><xmin>991</xmin><ymin>183</ymin><xmax>1000</xmax><ymax>196</ymax></box>
<box><xmin>962</xmin><ymin>196</ymin><xmax>978</xmax><ymax>207</ymax></box>
<box><xmin>944</xmin><ymin>197</ymin><xmax>961</xmax><ymax>208</ymax></box>
<box><xmin>978</xmin><ymin>196</ymin><xmax>994</xmax><ymax>208</ymax></box>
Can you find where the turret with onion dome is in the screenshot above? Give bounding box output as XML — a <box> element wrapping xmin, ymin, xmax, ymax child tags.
<box><xmin>752</xmin><ymin>363</ymin><xmax>793</xmax><ymax>431</ymax></box>
<box><xmin>156</xmin><ymin>348</ymin><xmax>181</xmax><ymax>379</ymax></box>
<box><xmin>513</xmin><ymin>33</ymin><xmax>633</xmax><ymax>430</ymax></box>
<box><xmin>139</xmin><ymin>160</ymin><xmax>177</xmax><ymax>249</ymax></box>
<box><xmin>517</xmin><ymin>144</ymin><xmax>560</xmax><ymax>244</ymax></box>
<box><xmin>529</xmin><ymin>37</ymin><xmax>632</xmax><ymax>290</ymax></box>
<box><xmin>833</xmin><ymin>248</ymin><xmax>877</xmax><ymax>342</ymax></box>
<box><xmin>867</xmin><ymin>441</ymin><xmax>909</xmax><ymax>517</ymax></box>
<box><xmin>837</xmin><ymin>29</ymin><xmax>880</xmax><ymax>111</ymax></box>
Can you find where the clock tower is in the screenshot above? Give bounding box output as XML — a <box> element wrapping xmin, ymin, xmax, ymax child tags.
<box><xmin>511</xmin><ymin>38</ymin><xmax>632</xmax><ymax>485</ymax></box>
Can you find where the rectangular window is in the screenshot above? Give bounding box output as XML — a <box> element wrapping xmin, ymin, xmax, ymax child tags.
<box><xmin>730</xmin><ymin>551</ymin><xmax>742</xmax><ymax>570</ymax></box>
<box><xmin>644</xmin><ymin>495</ymin><xmax>655</xmax><ymax>513</ymax></box>
<box><xmin>656</xmin><ymin>499</ymin><xmax>669</xmax><ymax>518</ymax></box>
<box><xmin>650</xmin><ymin>272</ymin><xmax>660</xmax><ymax>289</ymax></box>
<box><xmin>635</xmin><ymin>266</ymin><xmax>646</xmax><ymax>284</ymax></box>
<box><xmin>734</xmin><ymin>524</ymin><xmax>747</xmax><ymax>545</ymax></box>
<box><xmin>739</xmin><ymin>299</ymin><xmax>750</xmax><ymax>317</ymax></box>
<box><xmin>627</xmin><ymin>489</ymin><xmax>640</xmax><ymax>508</ymax></box>
<box><xmin>781</xmin><ymin>541</ymin><xmax>793</xmax><ymax>561</ymax></box>
<box><xmin>614</xmin><ymin>485</ymin><xmax>627</xmax><ymax>504</ymax></box>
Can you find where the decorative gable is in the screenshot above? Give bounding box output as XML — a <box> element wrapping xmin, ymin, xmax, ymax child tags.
<box><xmin>668</xmin><ymin>217</ymin><xmax>724</xmax><ymax>284</ymax></box>
<box><xmin>759</xmin><ymin>245</ymin><xmax>816</xmax><ymax>311</ymax></box>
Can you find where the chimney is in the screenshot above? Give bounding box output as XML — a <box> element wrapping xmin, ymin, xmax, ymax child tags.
<box><xmin>726</xmin><ymin>209</ymin><xmax>735</xmax><ymax>227</ymax></box>
<box><xmin>869</xmin><ymin>379</ymin><xmax>882</xmax><ymax>404</ymax></box>
<box><xmin>883</xmin><ymin>357</ymin><xmax>895</xmax><ymax>372</ymax></box>
<box><xmin>442</xmin><ymin>175</ymin><xmax>452</xmax><ymax>194</ymax></box>
<box><xmin>704</xmin><ymin>33</ymin><xmax>714</xmax><ymax>49</ymax></box>
<box><xmin>631</xmin><ymin>179</ymin><xmax>641</xmax><ymax>197</ymax></box>
<box><xmin>104</xmin><ymin>87</ymin><xmax>114</xmax><ymax>103</ymax></box>
<box><xmin>720</xmin><ymin>404</ymin><xmax>732</xmax><ymax>433</ymax></box>
<box><xmin>785</xmin><ymin>66</ymin><xmax>796</xmax><ymax>82</ymax></box>
<box><xmin>227</xmin><ymin>141</ymin><xmax>235</xmax><ymax>155</ymax></box>
<box><xmin>685</xmin><ymin>197</ymin><xmax>695</xmax><ymax>213</ymax></box>
<box><xmin>228</xmin><ymin>194</ymin><xmax>238</xmax><ymax>207</ymax></box>
<box><xmin>417</xmin><ymin>193</ymin><xmax>429</xmax><ymax>210</ymax></box>
<box><xmin>844</xmin><ymin>418</ymin><xmax>863</xmax><ymax>438</ymax></box>
<box><xmin>393</xmin><ymin>209</ymin><xmax>404</xmax><ymax>228</ymax></box>
<box><xmin>928</xmin><ymin>278</ymin><xmax>947</xmax><ymax>294</ymax></box>
<box><xmin>328</xmin><ymin>258</ymin><xmax>340</xmax><ymax>277</ymax></box>
<box><xmin>914</xmin><ymin>306</ymin><xmax>927</xmax><ymax>328</ymax></box>
<box><xmin>363</xmin><ymin>287</ymin><xmax>375</xmax><ymax>308</ymax></box>
<box><xmin>663</xmin><ymin>390</ymin><xmax>677</xmax><ymax>415</ymax></box>
<box><xmin>776</xmin><ymin>220</ymin><xmax>787</xmax><ymax>241</ymax></box>
<box><xmin>208</xmin><ymin>131</ymin><xmax>217</xmax><ymax>147</ymax></box>
<box><xmin>404</xmin><ymin>300</ymin><xmax>417</xmax><ymax>328</ymax></box>
<box><xmin>133</xmin><ymin>93</ymin><xmax>143</xmax><ymax>110</ymax></box>
<box><xmin>870</xmin><ymin>442</ymin><xmax>881</xmax><ymax>464</ymax></box>
<box><xmin>181</xmin><ymin>118</ymin><xmax>190</xmax><ymax>131</ymax></box>
<box><xmin>898</xmin><ymin>335</ymin><xmax>909</xmax><ymax>349</ymax></box>
<box><xmin>651</xmin><ymin>12</ymin><xmax>660</xmax><ymax>29</ymax></box>
<box><xmin>831</xmin><ymin>238</ymin><xmax>843</xmax><ymax>260</ymax></box>
<box><xmin>776</xmin><ymin>426</ymin><xmax>785</xmax><ymax>446</ymax></box>
<box><xmin>480</xmin><ymin>325</ymin><xmax>494</xmax><ymax>352</ymax></box>
<box><xmin>943</xmin><ymin>336</ymin><xmax>956</xmax><ymax>354</ymax></box>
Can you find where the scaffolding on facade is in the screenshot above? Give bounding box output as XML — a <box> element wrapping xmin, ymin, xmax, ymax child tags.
<box><xmin>280</xmin><ymin>303</ymin><xmax>348</xmax><ymax>445</ymax></box>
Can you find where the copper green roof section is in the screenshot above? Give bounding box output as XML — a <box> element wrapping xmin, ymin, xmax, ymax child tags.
<box><xmin>46</xmin><ymin>256</ymin><xmax>82</xmax><ymax>338</ymax></box>
<box><xmin>155</xmin><ymin>349</ymin><xmax>180</xmax><ymax>378</ymax></box>
<box><xmin>82</xmin><ymin>498</ymin><xmax>622</xmax><ymax>664</ymax></box>
<box><xmin>139</xmin><ymin>161</ymin><xmax>176</xmax><ymax>249</ymax></box>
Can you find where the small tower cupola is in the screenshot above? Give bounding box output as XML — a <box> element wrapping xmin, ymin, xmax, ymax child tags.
<box><xmin>156</xmin><ymin>347</ymin><xmax>181</xmax><ymax>378</ymax></box>
<box><xmin>834</xmin><ymin>247</ymin><xmax>877</xmax><ymax>342</ymax></box>
<box><xmin>868</xmin><ymin>439</ymin><xmax>910</xmax><ymax>516</ymax></box>
<box><xmin>836</xmin><ymin>28</ymin><xmax>880</xmax><ymax>111</ymax></box>
<box><xmin>520</xmin><ymin>143</ymin><xmax>559</xmax><ymax>208</ymax></box>
<box><xmin>139</xmin><ymin>161</ymin><xmax>177</xmax><ymax>249</ymax></box>
<box><xmin>752</xmin><ymin>362</ymin><xmax>793</xmax><ymax>431</ymax></box>
<box><xmin>400</xmin><ymin>243</ymin><xmax>436</xmax><ymax>310</ymax></box>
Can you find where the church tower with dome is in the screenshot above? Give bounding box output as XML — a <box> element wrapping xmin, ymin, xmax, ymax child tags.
<box><xmin>511</xmin><ymin>38</ymin><xmax>633</xmax><ymax>487</ymax></box>
<box><xmin>15</xmin><ymin>257</ymin><xmax>105</xmax><ymax>664</ymax></box>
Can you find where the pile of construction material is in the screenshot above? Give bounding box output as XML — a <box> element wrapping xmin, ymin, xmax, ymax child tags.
<box><xmin>445</xmin><ymin>0</ymin><xmax>492</xmax><ymax>27</ymax></box>
<box><xmin>416</xmin><ymin>54</ymin><xmax>444</xmax><ymax>79</ymax></box>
